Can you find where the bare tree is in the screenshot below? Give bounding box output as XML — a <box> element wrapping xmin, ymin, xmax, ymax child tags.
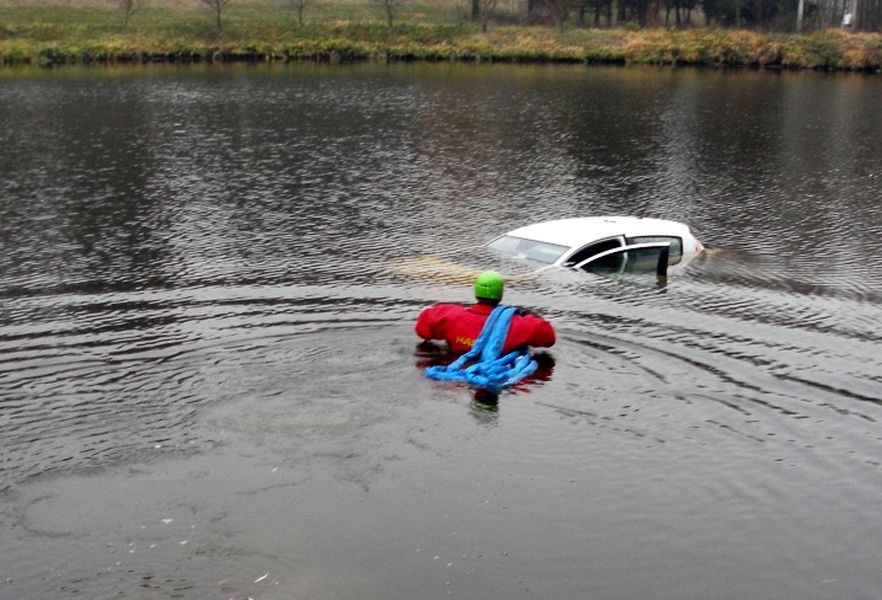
<box><xmin>200</xmin><ymin>0</ymin><xmax>232</xmax><ymax>32</ymax></box>
<box><xmin>372</xmin><ymin>0</ymin><xmax>403</xmax><ymax>26</ymax></box>
<box><xmin>477</xmin><ymin>0</ymin><xmax>500</xmax><ymax>31</ymax></box>
<box><xmin>541</xmin><ymin>0</ymin><xmax>579</xmax><ymax>30</ymax></box>
<box><xmin>119</xmin><ymin>0</ymin><xmax>147</xmax><ymax>29</ymax></box>
<box><xmin>813</xmin><ymin>0</ymin><xmax>842</xmax><ymax>29</ymax></box>
<box><xmin>289</xmin><ymin>0</ymin><xmax>310</xmax><ymax>27</ymax></box>
<box><xmin>582</xmin><ymin>0</ymin><xmax>614</xmax><ymax>26</ymax></box>
<box><xmin>853</xmin><ymin>0</ymin><xmax>882</xmax><ymax>30</ymax></box>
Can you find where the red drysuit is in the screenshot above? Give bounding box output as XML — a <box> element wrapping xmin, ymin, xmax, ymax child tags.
<box><xmin>415</xmin><ymin>303</ymin><xmax>556</xmax><ymax>355</ymax></box>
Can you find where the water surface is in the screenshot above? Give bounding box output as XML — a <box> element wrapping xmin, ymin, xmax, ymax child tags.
<box><xmin>1</xmin><ymin>62</ymin><xmax>881</xmax><ymax>600</ymax></box>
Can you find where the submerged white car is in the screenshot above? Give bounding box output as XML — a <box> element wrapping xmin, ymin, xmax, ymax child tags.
<box><xmin>485</xmin><ymin>216</ymin><xmax>704</xmax><ymax>276</ymax></box>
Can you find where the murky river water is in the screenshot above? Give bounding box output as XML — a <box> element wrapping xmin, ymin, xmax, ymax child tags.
<box><xmin>1</xmin><ymin>62</ymin><xmax>881</xmax><ymax>599</ymax></box>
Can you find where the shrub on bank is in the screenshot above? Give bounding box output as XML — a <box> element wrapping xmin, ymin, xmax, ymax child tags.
<box><xmin>0</xmin><ymin>6</ymin><xmax>880</xmax><ymax>70</ymax></box>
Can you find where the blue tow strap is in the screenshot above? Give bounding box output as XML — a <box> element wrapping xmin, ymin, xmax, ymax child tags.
<box><xmin>424</xmin><ymin>305</ymin><xmax>539</xmax><ymax>394</ymax></box>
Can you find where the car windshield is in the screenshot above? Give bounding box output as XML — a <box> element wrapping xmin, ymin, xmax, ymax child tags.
<box><xmin>486</xmin><ymin>235</ymin><xmax>569</xmax><ymax>265</ymax></box>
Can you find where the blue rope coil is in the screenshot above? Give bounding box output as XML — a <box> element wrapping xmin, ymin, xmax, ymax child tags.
<box><xmin>424</xmin><ymin>305</ymin><xmax>538</xmax><ymax>394</ymax></box>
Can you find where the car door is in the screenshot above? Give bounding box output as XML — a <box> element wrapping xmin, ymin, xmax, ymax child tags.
<box><xmin>625</xmin><ymin>235</ymin><xmax>684</xmax><ymax>265</ymax></box>
<box><xmin>562</xmin><ymin>237</ymin><xmax>624</xmax><ymax>267</ymax></box>
<box><xmin>573</xmin><ymin>242</ymin><xmax>672</xmax><ymax>276</ymax></box>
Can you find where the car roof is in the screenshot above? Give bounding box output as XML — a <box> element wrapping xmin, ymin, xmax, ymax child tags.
<box><xmin>503</xmin><ymin>216</ymin><xmax>692</xmax><ymax>250</ymax></box>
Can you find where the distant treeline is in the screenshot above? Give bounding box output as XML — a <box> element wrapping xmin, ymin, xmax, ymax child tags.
<box><xmin>0</xmin><ymin>1</ymin><xmax>880</xmax><ymax>70</ymax></box>
<box><xmin>514</xmin><ymin>0</ymin><xmax>880</xmax><ymax>32</ymax></box>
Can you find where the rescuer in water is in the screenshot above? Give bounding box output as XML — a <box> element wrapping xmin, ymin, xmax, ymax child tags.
<box><xmin>415</xmin><ymin>270</ymin><xmax>556</xmax><ymax>355</ymax></box>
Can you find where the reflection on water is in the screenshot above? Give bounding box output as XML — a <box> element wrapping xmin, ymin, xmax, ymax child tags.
<box><xmin>1</xmin><ymin>63</ymin><xmax>881</xmax><ymax>600</ymax></box>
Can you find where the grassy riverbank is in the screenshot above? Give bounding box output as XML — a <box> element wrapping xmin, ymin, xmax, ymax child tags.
<box><xmin>1</xmin><ymin>4</ymin><xmax>881</xmax><ymax>70</ymax></box>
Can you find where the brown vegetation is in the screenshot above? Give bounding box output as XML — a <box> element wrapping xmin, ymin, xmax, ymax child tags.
<box><xmin>1</xmin><ymin>0</ymin><xmax>880</xmax><ymax>69</ymax></box>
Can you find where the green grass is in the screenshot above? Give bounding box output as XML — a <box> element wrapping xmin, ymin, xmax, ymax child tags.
<box><xmin>0</xmin><ymin>4</ymin><xmax>880</xmax><ymax>70</ymax></box>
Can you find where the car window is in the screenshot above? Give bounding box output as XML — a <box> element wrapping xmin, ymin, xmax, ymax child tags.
<box><xmin>486</xmin><ymin>235</ymin><xmax>569</xmax><ymax>265</ymax></box>
<box><xmin>581</xmin><ymin>251</ymin><xmax>625</xmax><ymax>274</ymax></box>
<box><xmin>564</xmin><ymin>238</ymin><xmax>623</xmax><ymax>266</ymax></box>
<box><xmin>620</xmin><ymin>246</ymin><xmax>668</xmax><ymax>273</ymax></box>
<box><xmin>575</xmin><ymin>242</ymin><xmax>672</xmax><ymax>276</ymax></box>
<box><xmin>626</xmin><ymin>236</ymin><xmax>682</xmax><ymax>264</ymax></box>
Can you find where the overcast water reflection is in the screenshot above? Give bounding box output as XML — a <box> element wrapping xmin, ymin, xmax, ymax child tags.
<box><xmin>1</xmin><ymin>62</ymin><xmax>881</xmax><ymax>600</ymax></box>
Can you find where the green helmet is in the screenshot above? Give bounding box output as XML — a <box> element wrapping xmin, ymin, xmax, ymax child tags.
<box><xmin>474</xmin><ymin>270</ymin><xmax>504</xmax><ymax>302</ymax></box>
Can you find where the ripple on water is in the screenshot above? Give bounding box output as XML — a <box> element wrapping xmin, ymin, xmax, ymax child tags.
<box><xmin>0</xmin><ymin>286</ymin><xmax>412</xmax><ymax>488</ymax></box>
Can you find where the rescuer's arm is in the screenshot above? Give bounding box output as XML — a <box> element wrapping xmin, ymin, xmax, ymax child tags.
<box><xmin>518</xmin><ymin>311</ymin><xmax>556</xmax><ymax>348</ymax></box>
<box><xmin>415</xmin><ymin>305</ymin><xmax>442</xmax><ymax>341</ymax></box>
